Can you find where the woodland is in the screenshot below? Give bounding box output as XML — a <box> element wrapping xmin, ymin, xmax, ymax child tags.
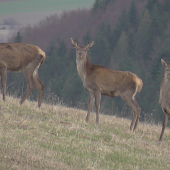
<box><xmin>8</xmin><ymin>0</ymin><xmax>170</xmax><ymax>123</ymax></box>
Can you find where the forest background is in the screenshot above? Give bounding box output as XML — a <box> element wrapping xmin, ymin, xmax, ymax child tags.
<box><xmin>6</xmin><ymin>0</ymin><xmax>170</xmax><ymax>123</ymax></box>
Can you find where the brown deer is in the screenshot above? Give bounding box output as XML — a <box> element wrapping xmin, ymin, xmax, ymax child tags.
<box><xmin>0</xmin><ymin>43</ymin><xmax>46</xmax><ymax>108</ymax></box>
<box><xmin>159</xmin><ymin>59</ymin><xmax>170</xmax><ymax>141</ymax></box>
<box><xmin>71</xmin><ymin>38</ymin><xmax>143</xmax><ymax>131</ymax></box>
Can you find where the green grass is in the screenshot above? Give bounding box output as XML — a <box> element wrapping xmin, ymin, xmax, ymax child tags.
<box><xmin>0</xmin><ymin>0</ymin><xmax>95</xmax><ymax>15</ymax></box>
<box><xmin>0</xmin><ymin>96</ymin><xmax>170</xmax><ymax>169</ymax></box>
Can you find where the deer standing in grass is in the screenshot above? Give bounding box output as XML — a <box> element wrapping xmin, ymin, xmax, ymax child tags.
<box><xmin>159</xmin><ymin>59</ymin><xmax>170</xmax><ymax>141</ymax></box>
<box><xmin>71</xmin><ymin>38</ymin><xmax>143</xmax><ymax>131</ymax></box>
<box><xmin>0</xmin><ymin>43</ymin><xmax>46</xmax><ymax>108</ymax></box>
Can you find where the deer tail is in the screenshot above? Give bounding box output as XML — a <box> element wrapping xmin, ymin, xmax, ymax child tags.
<box><xmin>37</xmin><ymin>47</ymin><xmax>46</xmax><ymax>64</ymax></box>
<box><xmin>137</xmin><ymin>78</ymin><xmax>143</xmax><ymax>92</ymax></box>
<box><xmin>40</xmin><ymin>53</ymin><xmax>46</xmax><ymax>64</ymax></box>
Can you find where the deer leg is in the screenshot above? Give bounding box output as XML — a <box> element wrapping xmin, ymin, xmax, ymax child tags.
<box><xmin>121</xmin><ymin>94</ymin><xmax>141</xmax><ymax>131</ymax></box>
<box><xmin>33</xmin><ymin>68</ymin><xmax>43</xmax><ymax>108</ymax></box>
<box><xmin>20</xmin><ymin>62</ymin><xmax>38</xmax><ymax>105</ymax></box>
<box><xmin>159</xmin><ymin>110</ymin><xmax>169</xmax><ymax>141</ymax></box>
<box><xmin>20</xmin><ymin>56</ymin><xmax>42</xmax><ymax>106</ymax></box>
<box><xmin>0</xmin><ymin>62</ymin><xmax>7</xmax><ymax>101</ymax></box>
<box><xmin>94</xmin><ymin>90</ymin><xmax>101</xmax><ymax>124</ymax></box>
<box><xmin>131</xmin><ymin>101</ymin><xmax>141</xmax><ymax>131</ymax></box>
<box><xmin>20</xmin><ymin>69</ymin><xmax>35</xmax><ymax>105</ymax></box>
<box><xmin>86</xmin><ymin>91</ymin><xmax>95</xmax><ymax>122</ymax></box>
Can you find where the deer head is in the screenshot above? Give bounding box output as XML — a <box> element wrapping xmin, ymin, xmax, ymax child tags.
<box><xmin>71</xmin><ymin>38</ymin><xmax>94</xmax><ymax>61</ymax></box>
<box><xmin>161</xmin><ymin>59</ymin><xmax>170</xmax><ymax>79</ymax></box>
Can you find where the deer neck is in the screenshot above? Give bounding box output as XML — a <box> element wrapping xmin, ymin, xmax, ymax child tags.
<box><xmin>159</xmin><ymin>75</ymin><xmax>170</xmax><ymax>108</ymax></box>
<box><xmin>76</xmin><ymin>55</ymin><xmax>91</xmax><ymax>83</ymax></box>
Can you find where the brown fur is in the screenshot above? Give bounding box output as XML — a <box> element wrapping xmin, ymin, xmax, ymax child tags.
<box><xmin>159</xmin><ymin>59</ymin><xmax>170</xmax><ymax>141</ymax></box>
<box><xmin>0</xmin><ymin>43</ymin><xmax>46</xmax><ymax>107</ymax></box>
<box><xmin>71</xmin><ymin>38</ymin><xmax>143</xmax><ymax>131</ymax></box>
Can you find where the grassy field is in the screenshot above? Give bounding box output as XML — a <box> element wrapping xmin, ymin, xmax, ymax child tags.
<box><xmin>0</xmin><ymin>95</ymin><xmax>170</xmax><ymax>170</ymax></box>
<box><xmin>0</xmin><ymin>0</ymin><xmax>95</xmax><ymax>15</ymax></box>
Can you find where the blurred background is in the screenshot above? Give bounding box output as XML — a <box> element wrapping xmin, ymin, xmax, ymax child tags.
<box><xmin>0</xmin><ymin>0</ymin><xmax>170</xmax><ymax>124</ymax></box>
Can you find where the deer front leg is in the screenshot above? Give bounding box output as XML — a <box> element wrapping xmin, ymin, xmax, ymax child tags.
<box><xmin>159</xmin><ymin>111</ymin><xmax>169</xmax><ymax>141</ymax></box>
<box><xmin>0</xmin><ymin>62</ymin><xmax>7</xmax><ymax>101</ymax></box>
<box><xmin>86</xmin><ymin>91</ymin><xmax>95</xmax><ymax>122</ymax></box>
<box><xmin>94</xmin><ymin>90</ymin><xmax>101</xmax><ymax>124</ymax></box>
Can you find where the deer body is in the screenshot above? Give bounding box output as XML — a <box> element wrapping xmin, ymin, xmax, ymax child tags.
<box><xmin>0</xmin><ymin>43</ymin><xmax>46</xmax><ymax>107</ymax></box>
<box><xmin>159</xmin><ymin>59</ymin><xmax>170</xmax><ymax>141</ymax></box>
<box><xmin>71</xmin><ymin>38</ymin><xmax>143</xmax><ymax>131</ymax></box>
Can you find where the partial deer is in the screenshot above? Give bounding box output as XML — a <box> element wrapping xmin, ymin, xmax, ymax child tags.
<box><xmin>159</xmin><ymin>59</ymin><xmax>170</xmax><ymax>141</ymax></box>
<box><xmin>71</xmin><ymin>38</ymin><xmax>143</xmax><ymax>131</ymax></box>
<box><xmin>0</xmin><ymin>43</ymin><xmax>46</xmax><ymax>108</ymax></box>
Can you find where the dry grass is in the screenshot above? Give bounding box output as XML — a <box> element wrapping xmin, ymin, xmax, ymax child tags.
<box><xmin>0</xmin><ymin>95</ymin><xmax>170</xmax><ymax>170</ymax></box>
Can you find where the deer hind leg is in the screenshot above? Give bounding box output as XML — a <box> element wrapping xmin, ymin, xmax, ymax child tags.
<box><xmin>159</xmin><ymin>110</ymin><xmax>169</xmax><ymax>141</ymax></box>
<box><xmin>20</xmin><ymin>55</ymin><xmax>42</xmax><ymax>106</ymax></box>
<box><xmin>131</xmin><ymin>100</ymin><xmax>141</xmax><ymax>131</ymax></box>
<box><xmin>121</xmin><ymin>92</ymin><xmax>141</xmax><ymax>131</ymax></box>
<box><xmin>33</xmin><ymin>67</ymin><xmax>43</xmax><ymax>108</ymax></box>
<box><xmin>86</xmin><ymin>91</ymin><xmax>95</xmax><ymax>122</ymax></box>
<box><xmin>20</xmin><ymin>67</ymin><xmax>35</xmax><ymax>105</ymax></box>
<box><xmin>0</xmin><ymin>62</ymin><xmax>7</xmax><ymax>101</ymax></box>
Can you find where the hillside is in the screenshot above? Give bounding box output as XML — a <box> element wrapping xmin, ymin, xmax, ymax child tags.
<box><xmin>15</xmin><ymin>0</ymin><xmax>147</xmax><ymax>49</ymax></box>
<box><xmin>0</xmin><ymin>95</ymin><xmax>170</xmax><ymax>169</ymax></box>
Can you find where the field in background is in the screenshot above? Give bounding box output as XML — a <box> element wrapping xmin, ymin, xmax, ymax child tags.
<box><xmin>0</xmin><ymin>0</ymin><xmax>94</xmax><ymax>25</ymax></box>
<box><xmin>0</xmin><ymin>0</ymin><xmax>95</xmax><ymax>42</ymax></box>
<box><xmin>0</xmin><ymin>0</ymin><xmax>94</xmax><ymax>15</ymax></box>
<box><xmin>0</xmin><ymin>95</ymin><xmax>170</xmax><ymax>169</ymax></box>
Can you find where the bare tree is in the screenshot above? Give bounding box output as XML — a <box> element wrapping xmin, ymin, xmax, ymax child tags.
<box><xmin>0</xmin><ymin>43</ymin><xmax>46</xmax><ymax>107</ymax></box>
<box><xmin>71</xmin><ymin>38</ymin><xmax>143</xmax><ymax>131</ymax></box>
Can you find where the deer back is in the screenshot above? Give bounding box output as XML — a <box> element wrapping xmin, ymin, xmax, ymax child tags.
<box><xmin>0</xmin><ymin>43</ymin><xmax>45</xmax><ymax>71</ymax></box>
<box><xmin>85</xmin><ymin>64</ymin><xmax>142</xmax><ymax>95</ymax></box>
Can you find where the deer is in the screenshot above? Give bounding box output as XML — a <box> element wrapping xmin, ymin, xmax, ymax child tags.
<box><xmin>159</xmin><ymin>59</ymin><xmax>170</xmax><ymax>141</ymax></box>
<box><xmin>71</xmin><ymin>38</ymin><xmax>143</xmax><ymax>131</ymax></box>
<box><xmin>0</xmin><ymin>43</ymin><xmax>46</xmax><ymax>108</ymax></box>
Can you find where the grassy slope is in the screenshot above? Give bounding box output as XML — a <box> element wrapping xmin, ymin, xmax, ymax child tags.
<box><xmin>0</xmin><ymin>96</ymin><xmax>170</xmax><ymax>170</ymax></box>
<box><xmin>0</xmin><ymin>0</ymin><xmax>94</xmax><ymax>15</ymax></box>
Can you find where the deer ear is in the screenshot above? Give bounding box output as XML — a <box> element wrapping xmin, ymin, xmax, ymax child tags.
<box><xmin>71</xmin><ymin>38</ymin><xmax>78</xmax><ymax>48</ymax></box>
<box><xmin>161</xmin><ymin>59</ymin><xmax>168</xmax><ymax>67</ymax></box>
<box><xmin>86</xmin><ymin>41</ymin><xmax>94</xmax><ymax>50</ymax></box>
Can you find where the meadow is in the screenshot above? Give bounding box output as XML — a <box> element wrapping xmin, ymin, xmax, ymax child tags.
<box><xmin>0</xmin><ymin>95</ymin><xmax>170</xmax><ymax>169</ymax></box>
<box><xmin>0</xmin><ymin>0</ymin><xmax>94</xmax><ymax>15</ymax></box>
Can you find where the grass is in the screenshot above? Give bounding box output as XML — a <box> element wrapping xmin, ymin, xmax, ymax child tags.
<box><xmin>0</xmin><ymin>95</ymin><xmax>170</xmax><ymax>169</ymax></box>
<box><xmin>0</xmin><ymin>0</ymin><xmax>95</xmax><ymax>15</ymax></box>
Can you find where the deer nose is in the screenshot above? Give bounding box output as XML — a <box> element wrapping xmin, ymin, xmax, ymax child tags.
<box><xmin>79</xmin><ymin>52</ymin><xmax>82</xmax><ymax>56</ymax></box>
